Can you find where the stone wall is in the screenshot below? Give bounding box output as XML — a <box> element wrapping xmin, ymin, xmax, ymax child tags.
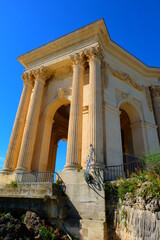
<box><xmin>59</xmin><ymin>170</ymin><xmax>107</xmax><ymax>240</ymax></box>
<box><xmin>104</xmin><ymin>180</ymin><xmax>160</xmax><ymax>240</ymax></box>
<box><xmin>115</xmin><ymin>205</ymin><xmax>160</xmax><ymax>240</ymax></box>
<box><xmin>105</xmin><ymin>191</ymin><xmax>160</xmax><ymax>240</ymax></box>
<box><xmin>0</xmin><ymin>183</ymin><xmax>67</xmax><ymax>220</ymax></box>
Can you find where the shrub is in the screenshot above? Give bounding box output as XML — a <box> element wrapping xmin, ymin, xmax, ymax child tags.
<box><xmin>43</xmin><ymin>195</ymin><xmax>51</xmax><ymax>202</ymax></box>
<box><xmin>103</xmin><ymin>182</ymin><xmax>118</xmax><ymax>200</ymax></box>
<box><xmin>118</xmin><ymin>177</ymin><xmax>138</xmax><ymax>200</ymax></box>
<box><xmin>104</xmin><ymin>151</ymin><xmax>160</xmax><ymax>201</ymax></box>
<box><xmin>5</xmin><ymin>212</ymin><xmax>13</xmax><ymax>218</ymax></box>
<box><xmin>39</xmin><ymin>226</ymin><xmax>55</xmax><ymax>240</ymax></box>
<box><xmin>143</xmin><ymin>150</ymin><xmax>160</xmax><ymax>174</ymax></box>
<box><xmin>10</xmin><ymin>180</ymin><xmax>18</xmax><ymax>188</ymax></box>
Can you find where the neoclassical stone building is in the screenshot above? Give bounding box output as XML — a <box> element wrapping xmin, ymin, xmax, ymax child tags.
<box><xmin>2</xmin><ymin>19</ymin><xmax>160</xmax><ymax>175</ymax></box>
<box><xmin>1</xmin><ymin>19</ymin><xmax>160</xmax><ymax>239</ymax></box>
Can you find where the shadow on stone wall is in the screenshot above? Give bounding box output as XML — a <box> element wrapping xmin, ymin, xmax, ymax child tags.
<box><xmin>105</xmin><ymin>192</ymin><xmax>121</xmax><ymax>240</ymax></box>
<box><xmin>0</xmin><ymin>192</ymin><xmax>81</xmax><ymax>238</ymax></box>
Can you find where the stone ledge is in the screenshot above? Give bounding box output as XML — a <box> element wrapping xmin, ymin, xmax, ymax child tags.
<box><xmin>0</xmin><ymin>183</ymin><xmax>60</xmax><ymax>199</ymax></box>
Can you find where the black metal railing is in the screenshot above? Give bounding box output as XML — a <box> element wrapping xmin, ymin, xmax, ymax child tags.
<box><xmin>104</xmin><ymin>154</ymin><xmax>144</xmax><ymax>181</ymax></box>
<box><xmin>16</xmin><ymin>171</ymin><xmax>65</xmax><ymax>188</ymax></box>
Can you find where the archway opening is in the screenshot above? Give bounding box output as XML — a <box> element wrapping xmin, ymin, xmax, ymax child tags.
<box><xmin>120</xmin><ymin>109</ymin><xmax>134</xmax><ymax>166</ymax></box>
<box><xmin>119</xmin><ymin>102</ymin><xmax>145</xmax><ymax>176</ymax></box>
<box><xmin>55</xmin><ymin>140</ymin><xmax>67</xmax><ymax>172</ymax></box>
<box><xmin>47</xmin><ymin>104</ymin><xmax>70</xmax><ymax>172</ymax></box>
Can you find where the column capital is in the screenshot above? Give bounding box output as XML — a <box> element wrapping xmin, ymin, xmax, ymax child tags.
<box><xmin>85</xmin><ymin>45</ymin><xmax>104</xmax><ymax>62</ymax></box>
<box><xmin>150</xmin><ymin>86</ymin><xmax>160</xmax><ymax>97</ymax></box>
<box><xmin>21</xmin><ymin>71</ymin><xmax>34</xmax><ymax>87</ymax></box>
<box><xmin>69</xmin><ymin>52</ymin><xmax>85</xmax><ymax>67</ymax></box>
<box><xmin>32</xmin><ymin>67</ymin><xmax>51</xmax><ymax>84</ymax></box>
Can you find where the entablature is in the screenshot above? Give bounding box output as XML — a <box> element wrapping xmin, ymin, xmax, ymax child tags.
<box><xmin>19</xmin><ymin>19</ymin><xmax>160</xmax><ymax>83</ymax></box>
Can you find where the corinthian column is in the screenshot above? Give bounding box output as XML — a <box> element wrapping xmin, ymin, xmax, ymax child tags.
<box><xmin>2</xmin><ymin>72</ymin><xmax>34</xmax><ymax>173</ymax></box>
<box><xmin>150</xmin><ymin>86</ymin><xmax>160</xmax><ymax>142</ymax></box>
<box><xmin>16</xmin><ymin>67</ymin><xmax>51</xmax><ymax>172</ymax></box>
<box><xmin>65</xmin><ymin>52</ymin><xmax>84</xmax><ymax>169</ymax></box>
<box><xmin>85</xmin><ymin>45</ymin><xmax>104</xmax><ymax>166</ymax></box>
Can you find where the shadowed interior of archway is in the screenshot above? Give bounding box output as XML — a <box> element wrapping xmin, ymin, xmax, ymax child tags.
<box><xmin>120</xmin><ymin>109</ymin><xmax>134</xmax><ymax>156</ymax></box>
<box><xmin>120</xmin><ymin>108</ymin><xmax>135</xmax><ymax>173</ymax></box>
<box><xmin>119</xmin><ymin>101</ymin><xmax>145</xmax><ymax>157</ymax></box>
<box><xmin>47</xmin><ymin>104</ymin><xmax>70</xmax><ymax>172</ymax></box>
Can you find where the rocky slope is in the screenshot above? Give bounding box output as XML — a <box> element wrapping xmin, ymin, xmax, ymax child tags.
<box><xmin>0</xmin><ymin>211</ymin><xmax>71</xmax><ymax>240</ymax></box>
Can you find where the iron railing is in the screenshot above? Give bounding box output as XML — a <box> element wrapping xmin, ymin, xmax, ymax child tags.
<box><xmin>85</xmin><ymin>144</ymin><xmax>94</xmax><ymax>182</ymax></box>
<box><xmin>104</xmin><ymin>154</ymin><xmax>144</xmax><ymax>181</ymax></box>
<box><xmin>16</xmin><ymin>171</ymin><xmax>65</xmax><ymax>189</ymax></box>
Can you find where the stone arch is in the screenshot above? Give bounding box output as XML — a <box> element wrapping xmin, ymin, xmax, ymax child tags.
<box><xmin>119</xmin><ymin>101</ymin><xmax>146</xmax><ymax>156</ymax></box>
<box><xmin>118</xmin><ymin>99</ymin><xmax>143</xmax><ymax>123</ymax></box>
<box><xmin>47</xmin><ymin>104</ymin><xmax>70</xmax><ymax>172</ymax></box>
<box><xmin>36</xmin><ymin>97</ymin><xmax>70</xmax><ymax>172</ymax></box>
<box><xmin>44</xmin><ymin>96</ymin><xmax>70</xmax><ymax>121</ymax></box>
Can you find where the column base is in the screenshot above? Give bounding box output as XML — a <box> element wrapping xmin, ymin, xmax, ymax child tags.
<box><xmin>1</xmin><ymin>167</ymin><xmax>13</xmax><ymax>174</ymax></box>
<box><xmin>15</xmin><ymin>166</ymin><xmax>30</xmax><ymax>173</ymax></box>
<box><xmin>64</xmin><ymin>163</ymin><xmax>81</xmax><ymax>170</ymax></box>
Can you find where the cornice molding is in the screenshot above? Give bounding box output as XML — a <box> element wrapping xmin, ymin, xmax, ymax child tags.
<box><xmin>18</xmin><ymin>19</ymin><xmax>160</xmax><ymax>79</ymax></box>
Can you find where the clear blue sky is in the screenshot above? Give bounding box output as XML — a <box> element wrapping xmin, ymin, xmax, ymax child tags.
<box><xmin>0</xmin><ymin>0</ymin><xmax>160</xmax><ymax>171</ymax></box>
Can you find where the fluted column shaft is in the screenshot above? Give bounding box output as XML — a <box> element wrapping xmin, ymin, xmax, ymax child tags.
<box><xmin>65</xmin><ymin>53</ymin><xmax>84</xmax><ymax>169</ymax></box>
<box><xmin>16</xmin><ymin>67</ymin><xmax>50</xmax><ymax>172</ymax></box>
<box><xmin>85</xmin><ymin>46</ymin><xmax>104</xmax><ymax>166</ymax></box>
<box><xmin>150</xmin><ymin>86</ymin><xmax>160</xmax><ymax>142</ymax></box>
<box><xmin>2</xmin><ymin>73</ymin><xmax>33</xmax><ymax>172</ymax></box>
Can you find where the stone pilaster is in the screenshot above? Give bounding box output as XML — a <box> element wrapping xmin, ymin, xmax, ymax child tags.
<box><xmin>65</xmin><ymin>52</ymin><xmax>84</xmax><ymax>169</ymax></box>
<box><xmin>38</xmin><ymin>115</ymin><xmax>54</xmax><ymax>172</ymax></box>
<box><xmin>85</xmin><ymin>45</ymin><xmax>104</xmax><ymax>167</ymax></box>
<box><xmin>2</xmin><ymin>72</ymin><xmax>34</xmax><ymax>173</ymax></box>
<box><xmin>150</xmin><ymin>86</ymin><xmax>160</xmax><ymax>142</ymax></box>
<box><xmin>105</xmin><ymin>104</ymin><xmax>123</xmax><ymax>166</ymax></box>
<box><xmin>47</xmin><ymin>131</ymin><xmax>57</xmax><ymax>172</ymax></box>
<box><xmin>48</xmin><ymin>144</ymin><xmax>58</xmax><ymax>172</ymax></box>
<box><xmin>15</xmin><ymin>67</ymin><xmax>51</xmax><ymax>172</ymax></box>
<box><xmin>130</xmin><ymin>121</ymin><xmax>148</xmax><ymax>155</ymax></box>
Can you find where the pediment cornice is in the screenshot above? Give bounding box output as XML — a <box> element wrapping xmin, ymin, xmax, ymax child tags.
<box><xmin>18</xmin><ymin>19</ymin><xmax>160</xmax><ymax>79</ymax></box>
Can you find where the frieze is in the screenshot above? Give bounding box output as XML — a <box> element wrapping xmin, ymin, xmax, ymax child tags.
<box><xmin>101</xmin><ymin>61</ymin><xmax>108</xmax><ymax>88</ymax></box>
<box><xmin>52</xmin><ymin>66</ymin><xmax>72</xmax><ymax>80</ymax></box>
<box><xmin>57</xmin><ymin>87</ymin><xmax>72</xmax><ymax>99</ymax></box>
<box><xmin>107</xmin><ymin>64</ymin><xmax>143</xmax><ymax>91</ymax></box>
